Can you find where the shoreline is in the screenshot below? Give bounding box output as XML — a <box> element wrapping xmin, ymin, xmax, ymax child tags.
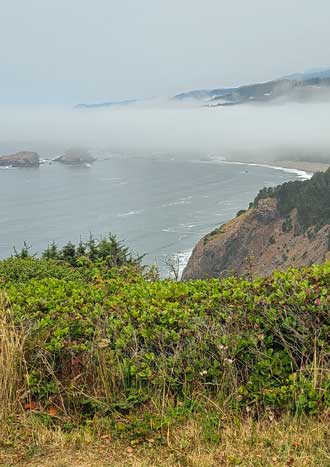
<box><xmin>269</xmin><ymin>160</ymin><xmax>329</xmax><ymax>175</ymax></box>
<box><xmin>214</xmin><ymin>158</ymin><xmax>314</xmax><ymax>180</ymax></box>
<box><xmin>216</xmin><ymin>158</ymin><xmax>329</xmax><ymax>180</ymax></box>
<box><xmin>179</xmin><ymin>158</ymin><xmax>329</xmax><ymax>275</ymax></box>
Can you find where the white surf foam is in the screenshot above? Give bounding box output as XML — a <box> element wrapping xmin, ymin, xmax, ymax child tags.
<box><xmin>161</xmin><ymin>196</ymin><xmax>193</xmax><ymax>208</ymax></box>
<box><xmin>117</xmin><ymin>209</ymin><xmax>144</xmax><ymax>217</ymax></box>
<box><xmin>164</xmin><ymin>249</ymin><xmax>193</xmax><ymax>279</ymax></box>
<box><xmin>210</xmin><ymin>158</ymin><xmax>313</xmax><ymax>180</ymax></box>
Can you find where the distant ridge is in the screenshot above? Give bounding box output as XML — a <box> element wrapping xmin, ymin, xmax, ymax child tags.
<box><xmin>75</xmin><ymin>98</ymin><xmax>141</xmax><ymax>109</ymax></box>
<box><xmin>76</xmin><ymin>67</ymin><xmax>330</xmax><ymax>108</ymax></box>
<box><xmin>283</xmin><ymin>67</ymin><xmax>330</xmax><ymax>81</ymax></box>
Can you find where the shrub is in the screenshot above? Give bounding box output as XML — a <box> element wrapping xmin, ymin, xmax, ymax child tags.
<box><xmin>3</xmin><ymin>256</ymin><xmax>330</xmax><ymax>427</ymax></box>
<box><xmin>282</xmin><ymin>215</ymin><xmax>293</xmax><ymax>233</ymax></box>
<box><xmin>269</xmin><ymin>235</ymin><xmax>276</xmax><ymax>245</ymax></box>
<box><xmin>236</xmin><ymin>209</ymin><xmax>246</xmax><ymax>217</ymax></box>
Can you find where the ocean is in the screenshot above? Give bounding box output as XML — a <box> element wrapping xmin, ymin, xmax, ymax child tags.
<box><xmin>0</xmin><ymin>153</ymin><xmax>311</xmax><ymax>276</ymax></box>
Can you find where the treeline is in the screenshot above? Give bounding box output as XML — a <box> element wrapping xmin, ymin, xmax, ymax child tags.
<box><xmin>253</xmin><ymin>167</ymin><xmax>330</xmax><ymax>231</ymax></box>
<box><xmin>13</xmin><ymin>233</ymin><xmax>143</xmax><ymax>268</ymax></box>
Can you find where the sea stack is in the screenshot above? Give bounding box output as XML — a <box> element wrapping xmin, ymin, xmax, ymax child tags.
<box><xmin>54</xmin><ymin>148</ymin><xmax>96</xmax><ymax>165</ymax></box>
<box><xmin>0</xmin><ymin>151</ymin><xmax>40</xmax><ymax>167</ymax></box>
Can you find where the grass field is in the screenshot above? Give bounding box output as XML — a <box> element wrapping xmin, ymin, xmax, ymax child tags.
<box><xmin>2</xmin><ymin>415</ymin><xmax>330</xmax><ymax>466</ymax></box>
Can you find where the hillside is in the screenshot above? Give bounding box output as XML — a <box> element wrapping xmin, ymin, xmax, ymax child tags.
<box><xmin>176</xmin><ymin>67</ymin><xmax>330</xmax><ymax>104</ymax></box>
<box><xmin>183</xmin><ymin>168</ymin><xmax>330</xmax><ymax>280</ymax></box>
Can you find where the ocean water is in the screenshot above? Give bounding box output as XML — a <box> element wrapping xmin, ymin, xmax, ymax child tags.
<box><xmin>0</xmin><ymin>154</ymin><xmax>310</xmax><ymax>276</ymax></box>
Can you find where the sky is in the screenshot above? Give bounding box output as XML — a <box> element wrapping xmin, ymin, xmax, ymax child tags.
<box><xmin>1</xmin><ymin>0</ymin><xmax>330</xmax><ymax>107</ymax></box>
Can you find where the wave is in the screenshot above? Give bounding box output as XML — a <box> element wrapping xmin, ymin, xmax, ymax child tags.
<box><xmin>162</xmin><ymin>223</ymin><xmax>198</xmax><ymax>233</ymax></box>
<box><xmin>208</xmin><ymin>157</ymin><xmax>313</xmax><ymax>180</ymax></box>
<box><xmin>232</xmin><ymin>162</ymin><xmax>312</xmax><ymax>180</ymax></box>
<box><xmin>99</xmin><ymin>177</ymin><xmax>123</xmax><ymax>181</ymax></box>
<box><xmin>163</xmin><ymin>249</ymin><xmax>192</xmax><ymax>279</ymax></box>
<box><xmin>117</xmin><ymin>209</ymin><xmax>144</xmax><ymax>217</ymax></box>
<box><xmin>161</xmin><ymin>196</ymin><xmax>193</xmax><ymax>208</ymax></box>
<box><xmin>176</xmin><ymin>250</ymin><xmax>193</xmax><ymax>278</ymax></box>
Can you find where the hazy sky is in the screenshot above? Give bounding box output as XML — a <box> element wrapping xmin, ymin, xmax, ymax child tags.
<box><xmin>1</xmin><ymin>0</ymin><xmax>329</xmax><ymax>107</ymax></box>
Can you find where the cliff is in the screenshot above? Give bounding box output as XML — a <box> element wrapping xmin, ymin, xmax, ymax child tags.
<box><xmin>182</xmin><ymin>169</ymin><xmax>330</xmax><ymax>279</ymax></box>
<box><xmin>0</xmin><ymin>151</ymin><xmax>39</xmax><ymax>167</ymax></box>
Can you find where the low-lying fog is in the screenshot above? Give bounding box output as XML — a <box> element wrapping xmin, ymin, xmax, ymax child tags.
<box><xmin>1</xmin><ymin>101</ymin><xmax>330</xmax><ymax>162</ymax></box>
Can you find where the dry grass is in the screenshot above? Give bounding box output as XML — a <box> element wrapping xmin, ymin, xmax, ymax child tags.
<box><xmin>0</xmin><ymin>294</ymin><xmax>26</xmax><ymax>437</ymax></box>
<box><xmin>2</xmin><ymin>415</ymin><xmax>330</xmax><ymax>467</ymax></box>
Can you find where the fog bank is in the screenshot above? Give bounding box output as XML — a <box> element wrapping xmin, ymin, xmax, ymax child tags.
<box><xmin>1</xmin><ymin>102</ymin><xmax>330</xmax><ymax>162</ymax></box>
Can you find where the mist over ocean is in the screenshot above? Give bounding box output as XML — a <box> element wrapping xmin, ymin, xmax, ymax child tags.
<box><xmin>0</xmin><ymin>153</ymin><xmax>308</xmax><ymax>275</ymax></box>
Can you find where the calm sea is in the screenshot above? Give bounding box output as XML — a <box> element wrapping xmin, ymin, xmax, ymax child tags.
<box><xmin>0</xmin><ymin>153</ymin><xmax>309</xmax><ymax>276</ymax></box>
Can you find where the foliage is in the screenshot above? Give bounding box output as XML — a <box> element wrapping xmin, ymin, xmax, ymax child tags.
<box><xmin>236</xmin><ymin>209</ymin><xmax>246</xmax><ymax>217</ymax></box>
<box><xmin>2</xmin><ymin>252</ymin><xmax>330</xmax><ymax>434</ymax></box>
<box><xmin>0</xmin><ymin>257</ymin><xmax>85</xmax><ymax>284</ymax></box>
<box><xmin>41</xmin><ymin>233</ymin><xmax>143</xmax><ymax>268</ymax></box>
<box><xmin>253</xmin><ymin>167</ymin><xmax>330</xmax><ymax>231</ymax></box>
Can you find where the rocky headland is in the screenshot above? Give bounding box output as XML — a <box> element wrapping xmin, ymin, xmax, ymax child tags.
<box><xmin>183</xmin><ymin>167</ymin><xmax>330</xmax><ymax>279</ymax></box>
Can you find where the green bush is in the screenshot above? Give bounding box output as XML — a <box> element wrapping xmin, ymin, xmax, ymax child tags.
<box><xmin>3</xmin><ymin>254</ymin><xmax>330</xmax><ymax>425</ymax></box>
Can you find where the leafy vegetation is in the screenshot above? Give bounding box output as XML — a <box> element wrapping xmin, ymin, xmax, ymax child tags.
<box><xmin>236</xmin><ymin>209</ymin><xmax>246</xmax><ymax>217</ymax></box>
<box><xmin>1</xmin><ymin>234</ymin><xmax>330</xmax><ymax>447</ymax></box>
<box><xmin>41</xmin><ymin>233</ymin><xmax>143</xmax><ymax>268</ymax></box>
<box><xmin>253</xmin><ymin>167</ymin><xmax>330</xmax><ymax>231</ymax></box>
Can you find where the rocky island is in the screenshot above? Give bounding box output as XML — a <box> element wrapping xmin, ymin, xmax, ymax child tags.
<box><xmin>0</xmin><ymin>151</ymin><xmax>39</xmax><ymax>167</ymax></box>
<box><xmin>54</xmin><ymin>148</ymin><xmax>96</xmax><ymax>165</ymax></box>
<box><xmin>183</xmin><ymin>167</ymin><xmax>330</xmax><ymax>279</ymax></box>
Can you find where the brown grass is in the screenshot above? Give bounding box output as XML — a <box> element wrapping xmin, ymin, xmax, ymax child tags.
<box><xmin>2</xmin><ymin>415</ymin><xmax>330</xmax><ymax>467</ymax></box>
<box><xmin>0</xmin><ymin>293</ymin><xmax>26</xmax><ymax>437</ymax></box>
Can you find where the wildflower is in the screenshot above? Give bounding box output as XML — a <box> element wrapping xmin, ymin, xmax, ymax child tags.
<box><xmin>199</xmin><ymin>370</ymin><xmax>208</xmax><ymax>376</ymax></box>
<box><xmin>224</xmin><ymin>358</ymin><xmax>233</xmax><ymax>365</ymax></box>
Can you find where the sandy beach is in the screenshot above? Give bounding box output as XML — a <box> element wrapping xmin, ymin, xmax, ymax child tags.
<box><xmin>271</xmin><ymin>160</ymin><xmax>329</xmax><ymax>174</ymax></box>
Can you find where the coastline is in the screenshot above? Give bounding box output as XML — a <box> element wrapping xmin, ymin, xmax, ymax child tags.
<box><xmin>179</xmin><ymin>158</ymin><xmax>329</xmax><ymax>276</ymax></box>
<box><xmin>213</xmin><ymin>158</ymin><xmax>314</xmax><ymax>180</ymax></box>
<box><xmin>270</xmin><ymin>160</ymin><xmax>329</xmax><ymax>175</ymax></box>
<box><xmin>216</xmin><ymin>158</ymin><xmax>329</xmax><ymax>180</ymax></box>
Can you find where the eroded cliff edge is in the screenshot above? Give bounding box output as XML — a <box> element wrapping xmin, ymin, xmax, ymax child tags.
<box><xmin>182</xmin><ymin>169</ymin><xmax>330</xmax><ymax>279</ymax></box>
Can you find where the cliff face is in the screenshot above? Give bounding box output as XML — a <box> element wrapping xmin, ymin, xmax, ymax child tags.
<box><xmin>182</xmin><ymin>197</ymin><xmax>330</xmax><ymax>280</ymax></box>
<box><xmin>0</xmin><ymin>151</ymin><xmax>39</xmax><ymax>167</ymax></box>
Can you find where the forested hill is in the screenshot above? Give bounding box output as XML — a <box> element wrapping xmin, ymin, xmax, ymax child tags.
<box><xmin>253</xmin><ymin>167</ymin><xmax>330</xmax><ymax>231</ymax></box>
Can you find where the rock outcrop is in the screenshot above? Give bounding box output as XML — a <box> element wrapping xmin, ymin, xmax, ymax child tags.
<box><xmin>0</xmin><ymin>151</ymin><xmax>39</xmax><ymax>167</ymax></box>
<box><xmin>182</xmin><ymin>197</ymin><xmax>330</xmax><ymax>280</ymax></box>
<box><xmin>54</xmin><ymin>148</ymin><xmax>95</xmax><ymax>165</ymax></box>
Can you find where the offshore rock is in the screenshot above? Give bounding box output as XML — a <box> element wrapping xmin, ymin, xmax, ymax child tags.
<box><xmin>54</xmin><ymin>148</ymin><xmax>96</xmax><ymax>165</ymax></box>
<box><xmin>0</xmin><ymin>151</ymin><xmax>40</xmax><ymax>167</ymax></box>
